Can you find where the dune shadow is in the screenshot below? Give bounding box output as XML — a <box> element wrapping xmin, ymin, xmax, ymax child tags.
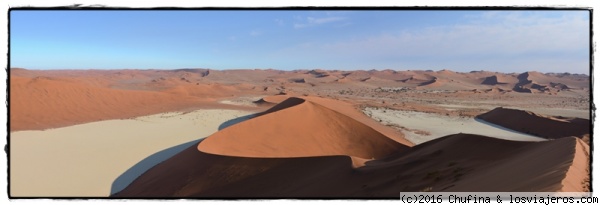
<box><xmin>110</xmin><ymin>138</ymin><xmax>204</xmax><ymax>195</ymax></box>
<box><xmin>474</xmin><ymin>118</ymin><xmax>540</xmax><ymax>138</ymax></box>
<box><xmin>111</xmin><ymin>113</ymin><xmax>261</xmax><ymax>195</ymax></box>
<box><xmin>218</xmin><ymin>113</ymin><xmax>257</xmax><ymax>130</ymax></box>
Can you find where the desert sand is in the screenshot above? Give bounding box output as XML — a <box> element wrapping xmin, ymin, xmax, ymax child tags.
<box><xmin>114</xmin><ymin>96</ymin><xmax>589</xmax><ymax>197</ymax></box>
<box><xmin>9</xmin><ymin>68</ymin><xmax>590</xmax><ymax>198</ymax></box>
<box><xmin>476</xmin><ymin>107</ymin><xmax>590</xmax><ymax>140</ymax></box>
<box><xmin>10</xmin><ymin>109</ymin><xmax>256</xmax><ymax>197</ymax></box>
<box><xmin>363</xmin><ymin>107</ymin><xmax>545</xmax><ymax>144</ymax></box>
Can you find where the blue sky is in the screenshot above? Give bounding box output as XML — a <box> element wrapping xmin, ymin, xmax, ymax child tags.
<box><xmin>10</xmin><ymin>10</ymin><xmax>590</xmax><ymax>74</ymax></box>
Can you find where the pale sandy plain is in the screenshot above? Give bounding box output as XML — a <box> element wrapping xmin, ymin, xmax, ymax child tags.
<box><xmin>363</xmin><ymin>107</ymin><xmax>546</xmax><ymax>144</ymax></box>
<box><xmin>10</xmin><ymin>109</ymin><xmax>256</xmax><ymax>197</ymax></box>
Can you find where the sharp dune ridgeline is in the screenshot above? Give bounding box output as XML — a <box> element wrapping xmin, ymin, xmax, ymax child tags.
<box><xmin>476</xmin><ymin>107</ymin><xmax>590</xmax><ymax>142</ymax></box>
<box><xmin>10</xmin><ymin>68</ymin><xmax>590</xmax><ymax>198</ymax></box>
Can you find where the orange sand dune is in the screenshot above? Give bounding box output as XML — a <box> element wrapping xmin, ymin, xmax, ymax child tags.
<box><xmin>476</xmin><ymin>107</ymin><xmax>590</xmax><ymax>139</ymax></box>
<box><xmin>10</xmin><ymin>68</ymin><xmax>588</xmax><ymax>132</ymax></box>
<box><xmin>113</xmin><ymin>97</ymin><xmax>589</xmax><ymax>197</ymax></box>
<box><xmin>114</xmin><ymin>133</ymin><xmax>588</xmax><ymax>197</ymax></box>
<box><xmin>199</xmin><ymin>97</ymin><xmax>409</xmax><ymax>159</ymax></box>
<box><xmin>10</xmin><ymin>75</ymin><xmax>214</xmax><ymax>131</ymax></box>
<box><xmin>11</xmin><ymin>68</ymin><xmax>590</xmax><ymax>198</ymax></box>
<box><xmin>253</xmin><ymin>95</ymin><xmax>413</xmax><ymax>145</ymax></box>
<box><xmin>9</xmin><ymin>69</ymin><xmax>271</xmax><ymax>131</ymax></box>
<box><xmin>417</xmin><ymin>77</ymin><xmax>445</xmax><ymax>87</ymax></box>
<box><xmin>301</xmin><ymin>96</ymin><xmax>413</xmax><ymax>145</ymax></box>
<box><xmin>399</xmin><ymin>74</ymin><xmax>435</xmax><ymax>83</ymax></box>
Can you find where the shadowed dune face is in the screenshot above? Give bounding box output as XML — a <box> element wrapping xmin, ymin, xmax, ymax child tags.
<box><xmin>114</xmin><ymin>134</ymin><xmax>588</xmax><ymax>197</ymax></box>
<box><xmin>476</xmin><ymin>107</ymin><xmax>590</xmax><ymax>140</ymax></box>
<box><xmin>198</xmin><ymin>97</ymin><xmax>409</xmax><ymax>159</ymax></box>
<box><xmin>481</xmin><ymin>75</ymin><xmax>511</xmax><ymax>85</ymax></box>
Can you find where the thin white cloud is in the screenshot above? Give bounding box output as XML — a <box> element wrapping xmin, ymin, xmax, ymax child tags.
<box><xmin>278</xmin><ymin>11</ymin><xmax>589</xmax><ymax>73</ymax></box>
<box><xmin>308</xmin><ymin>16</ymin><xmax>344</xmax><ymax>24</ymax></box>
<box><xmin>322</xmin><ymin>12</ymin><xmax>587</xmax><ymax>56</ymax></box>
<box><xmin>274</xmin><ymin>18</ymin><xmax>284</xmax><ymax>26</ymax></box>
<box><xmin>249</xmin><ymin>29</ymin><xmax>262</xmax><ymax>36</ymax></box>
<box><xmin>294</xmin><ymin>16</ymin><xmax>346</xmax><ymax>29</ymax></box>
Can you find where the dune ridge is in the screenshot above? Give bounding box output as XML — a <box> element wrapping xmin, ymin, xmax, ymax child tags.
<box><xmin>10</xmin><ymin>76</ymin><xmax>204</xmax><ymax>131</ymax></box>
<box><xmin>10</xmin><ymin>68</ymin><xmax>590</xmax><ymax>198</ymax></box>
<box><xmin>114</xmin><ymin>133</ymin><xmax>588</xmax><ymax>197</ymax></box>
<box><xmin>11</xmin><ymin>68</ymin><xmax>589</xmax><ymax>131</ymax></box>
<box><xmin>476</xmin><ymin>107</ymin><xmax>590</xmax><ymax>140</ymax></box>
<box><xmin>113</xmin><ymin>97</ymin><xmax>589</xmax><ymax>197</ymax></box>
<box><xmin>198</xmin><ymin>97</ymin><xmax>410</xmax><ymax>159</ymax></box>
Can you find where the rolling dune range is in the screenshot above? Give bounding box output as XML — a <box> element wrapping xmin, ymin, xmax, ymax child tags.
<box><xmin>115</xmin><ymin>96</ymin><xmax>590</xmax><ymax>197</ymax></box>
<box><xmin>9</xmin><ymin>68</ymin><xmax>590</xmax><ymax>197</ymax></box>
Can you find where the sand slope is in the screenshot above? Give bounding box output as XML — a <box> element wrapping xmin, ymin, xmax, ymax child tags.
<box><xmin>10</xmin><ymin>68</ymin><xmax>590</xmax><ymax>197</ymax></box>
<box><xmin>199</xmin><ymin>97</ymin><xmax>409</xmax><ymax>159</ymax></box>
<box><xmin>10</xmin><ymin>69</ymin><xmax>262</xmax><ymax>131</ymax></box>
<box><xmin>363</xmin><ymin>107</ymin><xmax>544</xmax><ymax>144</ymax></box>
<box><xmin>10</xmin><ymin>109</ymin><xmax>256</xmax><ymax>197</ymax></box>
<box><xmin>114</xmin><ymin>97</ymin><xmax>589</xmax><ymax>197</ymax></box>
<box><xmin>114</xmin><ymin>134</ymin><xmax>588</xmax><ymax>197</ymax></box>
<box><xmin>476</xmin><ymin>107</ymin><xmax>590</xmax><ymax>139</ymax></box>
<box><xmin>10</xmin><ymin>68</ymin><xmax>589</xmax><ymax>131</ymax></box>
<box><xmin>10</xmin><ymin>76</ymin><xmax>204</xmax><ymax>131</ymax></box>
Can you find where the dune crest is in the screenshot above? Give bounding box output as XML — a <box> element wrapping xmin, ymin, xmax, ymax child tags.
<box><xmin>114</xmin><ymin>134</ymin><xmax>588</xmax><ymax>197</ymax></box>
<box><xmin>476</xmin><ymin>107</ymin><xmax>590</xmax><ymax>140</ymax></box>
<box><xmin>11</xmin><ymin>68</ymin><xmax>589</xmax><ymax>198</ymax></box>
<box><xmin>198</xmin><ymin>97</ymin><xmax>409</xmax><ymax>159</ymax></box>
<box><xmin>10</xmin><ymin>76</ymin><xmax>205</xmax><ymax>131</ymax></box>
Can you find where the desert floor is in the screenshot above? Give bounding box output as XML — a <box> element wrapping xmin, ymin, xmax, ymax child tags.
<box><xmin>10</xmin><ymin>109</ymin><xmax>256</xmax><ymax>197</ymax></box>
<box><xmin>363</xmin><ymin>107</ymin><xmax>546</xmax><ymax>144</ymax></box>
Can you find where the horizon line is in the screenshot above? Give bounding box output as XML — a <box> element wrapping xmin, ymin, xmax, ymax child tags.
<box><xmin>10</xmin><ymin>67</ymin><xmax>590</xmax><ymax>75</ymax></box>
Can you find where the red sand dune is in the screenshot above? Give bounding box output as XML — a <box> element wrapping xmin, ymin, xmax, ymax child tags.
<box><xmin>10</xmin><ymin>76</ymin><xmax>211</xmax><ymax>131</ymax></box>
<box><xmin>417</xmin><ymin>77</ymin><xmax>444</xmax><ymax>87</ymax></box>
<box><xmin>9</xmin><ymin>69</ymin><xmax>272</xmax><ymax>131</ymax></box>
<box><xmin>476</xmin><ymin>107</ymin><xmax>590</xmax><ymax>140</ymax></box>
<box><xmin>335</xmin><ymin>77</ymin><xmax>350</xmax><ymax>83</ymax></box>
<box><xmin>254</xmin><ymin>95</ymin><xmax>413</xmax><ymax>145</ymax></box>
<box><xmin>10</xmin><ymin>68</ymin><xmax>588</xmax><ymax>132</ymax></box>
<box><xmin>199</xmin><ymin>97</ymin><xmax>410</xmax><ymax>159</ymax></box>
<box><xmin>399</xmin><ymin>74</ymin><xmax>435</xmax><ymax>83</ymax></box>
<box><xmin>113</xmin><ymin>97</ymin><xmax>589</xmax><ymax>197</ymax></box>
<box><xmin>11</xmin><ymin>68</ymin><xmax>590</xmax><ymax>197</ymax></box>
<box><xmin>114</xmin><ymin>133</ymin><xmax>588</xmax><ymax>197</ymax></box>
